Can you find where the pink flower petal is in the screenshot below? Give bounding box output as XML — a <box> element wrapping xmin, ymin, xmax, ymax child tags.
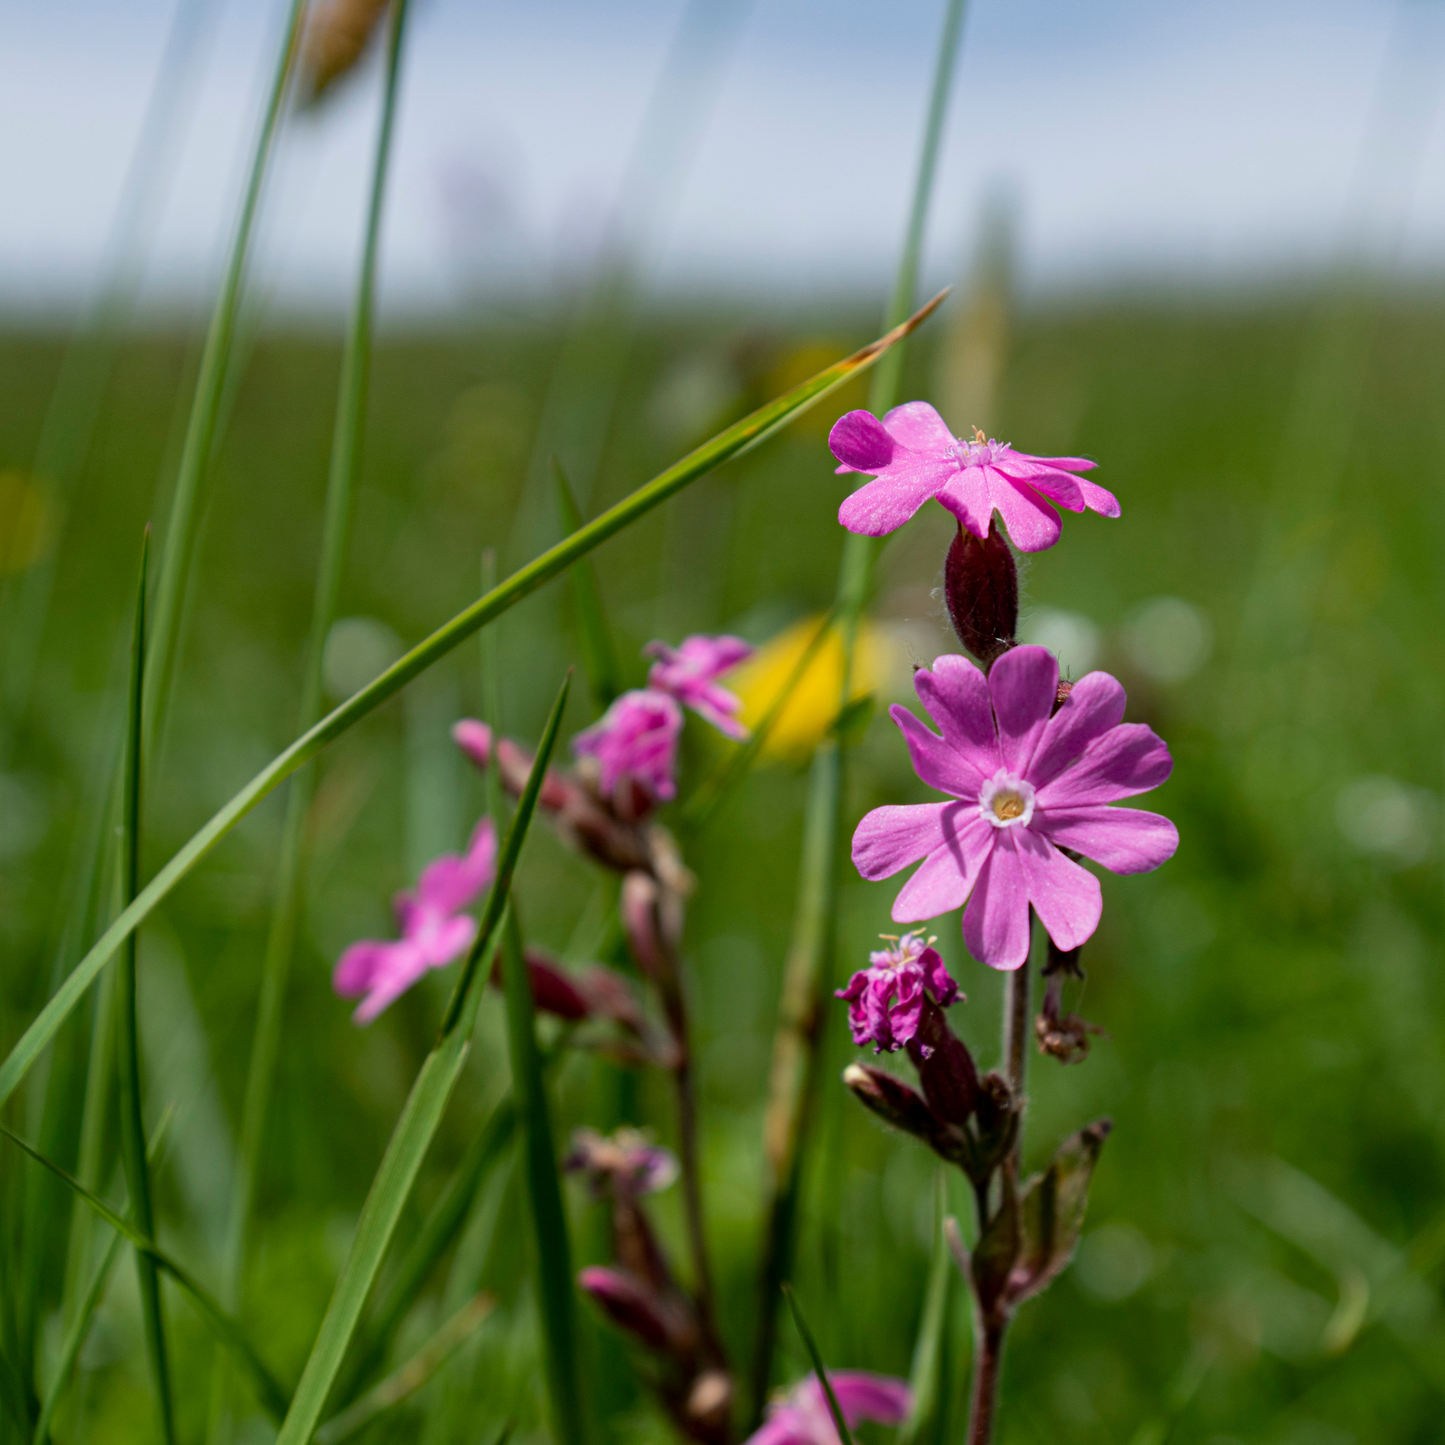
<box><xmin>827</xmin><ymin>1372</ymin><xmax>913</xmax><ymax>1427</ymax></box>
<box><xmin>451</xmin><ymin>718</ymin><xmax>492</xmax><ymax>769</ymax></box>
<box><xmin>891</xmin><ymin>704</ymin><xmax>985</xmax><ymax>798</ymax></box>
<box><xmin>829</xmin><ymin>409</ymin><xmax>896</xmax><ymax>472</ymax></box>
<box><xmin>852</xmin><ymin>801</ymin><xmax>956</xmax><ymax>881</ymax></box>
<box><xmin>988</xmin><ymin>646</ymin><xmax>1058</xmax><ymax>775</ymax></box>
<box><xmin>881</xmin><ymin>399</ymin><xmax>955</xmax><ymax>453</ymax></box>
<box><xmin>962</xmin><ymin>836</ymin><xmax>1031</xmax><ymax>970</ymax></box>
<box><xmin>1033</xmin><ymin>805</ymin><xmax>1179</xmax><ymax>874</ymax></box>
<box><xmin>1027</xmin><ymin>671</ymin><xmax>1127</xmax><ymax>791</ymax></box>
<box><xmin>837</xmin><ymin>459</ymin><xmax>955</xmax><ymax>536</ymax></box>
<box><xmin>1029</xmin><ymin>454</ymin><xmax>1098</xmax><ymax>472</ymax></box>
<box><xmin>1013</xmin><ymin>826</ymin><xmax>1102</xmax><ymax>951</ymax></box>
<box><xmin>1076</xmin><ymin>476</ymin><xmax>1121</xmax><ymax>517</ymax></box>
<box><xmin>414</xmin><ymin>913</ymin><xmax>478</xmax><ymax>969</ymax></box>
<box><xmin>351</xmin><ymin>942</ymin><xmax>430</xmax><ymax>1024</ymax></box>
<box><xmin>333</xmin><ymin>940</ymin><xmax>395</xmax><ymax>997</ymax></box>
<box><xmin>891</xmin><ymin>810</ymin><xmax>993</xmax><ymax>922</ymax></box>
<box><xmin>934</xmin><ymin>465</ymin><xmax>995</xmax><ymax>540</ymax></box>
<box><xmin>913</xmin><ymin>655</ymin><xmax>998</xmax><ymax>776</ymax></box>
<box><xmin>997</xmin><ymin>459</ymin><xmax>1084</xmax><ymax>512</ymax></box>
<box><xmin>1035</xmin><ymin>723</ymin><xmax>1173</xmax><ymax>808</ymax></box>
<box><xmin>987</xmin><ymin>470</ymin><xmax>1062</xmax><ymax>552</ymax></box>
<box><xmin>415</xmin><ymin>816</ymin><xmax>497</xmax><ymax>915</ymax></box>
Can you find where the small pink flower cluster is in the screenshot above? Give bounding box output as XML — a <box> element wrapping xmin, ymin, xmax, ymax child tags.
<box><xmin>573</xmin><ymin>633</ymin><xmax>752</xmax><ymax>804</ymax></box>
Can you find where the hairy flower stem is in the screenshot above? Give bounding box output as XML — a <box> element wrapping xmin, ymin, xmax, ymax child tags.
<box><xmin>966</xmin><ymin>1318</ymin><xmax>1005</xmax><ymax>1445</ymax></box>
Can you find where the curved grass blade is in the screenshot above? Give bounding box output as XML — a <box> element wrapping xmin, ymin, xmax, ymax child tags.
<box><xmin>332</xmin><ymin>1094</ymin><xmax>515</xmax><ymax>1406</ymax></box>
<box><xmin>273</xmin><ymin>676</ymin><xmax>569</xmax><ymax>1445</ymax></box>
<box><xmin>114</xmin><ymin>529</ymin><xmax>176</xmax><ymax>1444</ymax></box>
<box><xmin>34</xmin><ymin>1110</ymin><xmax>176</xmax><ymax>1445</ymax></box>
<box><xmin>143</xmin><ymin>0</ymin><xmax>306</xmax><ymax>746</ymax></box>
<box><xmin>781</xmin><ymin>1283</ymin><xmax>854</xmax><ymax>1445</ymax></box>
<box><xmin>677</xmin><ymin>606</ymin><xmax>838</xmax><ymax>839</ymax></box>
<box><xmin>0</xmin><ymin>1124</ymin><xmax>288</xmax><ymax>1421</ymax></box>
<box><xmin>316</xmin><ymin>1293</ymin><xmax>494</xmax><ymax>1445</ymax></box>
<box><xmin>220</xmin><ymin>0</ymin><xmax>413</xmax><ymax>1339</ymax></box>
<box><xmin>0</xmin><ymin>296</ymin><xmax>943</xmax><ymax>1116</ymax></box>
<box><xmin>751</xmin><ymin>2</ymin><xmax>968</xmax><ymax>1416</ymax></box>
<box><xmin>552</xmin><ymin>457</ymin><xmax>620</xmax><ymax>708</ymax></box>
<box><xmin>501</xmin><ymin>907</ymin><xmax>589</xmax><ymax>1444</ymax></box>
<box><xmin>899</xmin><ymin>1170</ymin><xmax>954</xmax><ymax>1445</ymax></box>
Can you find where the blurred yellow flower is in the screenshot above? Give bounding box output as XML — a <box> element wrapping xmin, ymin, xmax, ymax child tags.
<box><xmin>0</xmin><ymin>472</ymin><xmax>55</xmax><ymax>575</ymax></box>
<box><xmin>730</xmin><ymin>614</ymin><xmax>891</xmax><ymax>759</ymax></box>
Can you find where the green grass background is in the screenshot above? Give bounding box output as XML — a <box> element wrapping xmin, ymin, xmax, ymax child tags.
<box><xmin>1</xmin><ymin>285</ymin><xmax>1442</xmax><ymax>1444</ymax></box>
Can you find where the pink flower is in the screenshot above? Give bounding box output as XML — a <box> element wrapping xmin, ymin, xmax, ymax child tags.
<box><xmin>451</xmin><ymin>718</ymin><xmax>492</xmax><ymax>769</ymax></box>
<box><xmin>564</xmin><ymin>1127</ymin><xmax>680</xmax><ymax>1197</ymax></box>
<box><xmin>333</xmin><ymin>816</ymin><xmax>498</xmax><ymax>1024</ymax></box>
<box><xmin>829</xmin><ymin>401</ymin><xmax>1119</xmax><ymax>553</ymax></box>
<box><xmin>853</xmin><ymin>646</ymin><xmax>1178</xmax><ymax>971</ymax></box>
<box><xmin>573</xmin><ymin>688</ymin><xmax>684</xmax><ymax>802</ymax></box>
<box><xmin>835</xmin><ymin>931</ymin><xmax>958</xmax><ymax>1053</ymax></box>
<box><xmin>746</xmin><ymin>1373</ymin><xmax>911</xmax><ymax>1445</ymax></box>
<box><xmin>645</xmin><ymin>634</ymin><xmax>753</xmax><ymax>740</ymax></box>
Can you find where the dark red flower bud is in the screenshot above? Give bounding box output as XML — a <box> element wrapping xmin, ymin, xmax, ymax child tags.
<box><xmin>905</xmin><ymin>998</ymin><xmax>979</xmax><ymax>1127</ymax></box>
<box><xmin>943</xmin><ymin>521</ymin><xmax>1018</xmax><ymax>666</ymax></box>
<box><xmin>579</xmin><ymin>1266</ymin><xmax>688</xmax><ymax>1353</ymax></box>
<box><xmin>843</xmin><ymin>1062</ymin><xmax>968</xmax><ymax>1167</ymax></box>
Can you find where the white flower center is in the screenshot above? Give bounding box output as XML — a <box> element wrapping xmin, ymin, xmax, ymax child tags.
<box><xmin>978</xmin><ymin>771</ymin><xmax>1035</xmax><ymax>829</ymax></box>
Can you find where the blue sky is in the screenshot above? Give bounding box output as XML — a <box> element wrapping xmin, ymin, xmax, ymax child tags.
<box><xmin>1</xmin><ymin>0</ymin><xmax>1443</xmax><ymax>314</ymax></box>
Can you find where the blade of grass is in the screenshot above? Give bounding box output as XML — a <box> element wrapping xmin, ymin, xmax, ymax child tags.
<box><xmin>677</xmin><ymin>606</ymin><xmax>838</xmax><ymax>839</ymax></box>
<box><xmin>552</xmin><ymin>457</ymin><xmax>620</xmax><ymax>708</ymax></box>
<box><xmin>33</xmin><ymin>1111</ymin><xmax>176</xmax><ymax>1445</ymax></box>
<box><xmin>143</xmin><ymin>0</ymin><xmax>306</xmax><ymax>750</ymax></box>
<box><xmin>751</xmin><ymin>2</ymin><xmax>967</xmax><ymax>1417</ymax></box>
<box><xmin>0</xmin><ymin>1124</ymin><xmax>288</xmax><ymax>1421</ymax></box>
<box><xmin>899</xmin><ymin>1171</ymin><xmax>954</xmax><ymax>1445</ymax></box>
<box><xmin>478</xmin><ymin>549</ymin><xmax>504</xmax><ymax>821</ymax></box>
<box><xmin>273</xmin><ymin>676</ymin><xmax>569</xmax><ymax>1445</ymax></box>
<box><xmin>500</xmin><ymin>906</ymin><xmax>589</xmax><ymax>1444</ymax></box>
<box><xmin>0</xmin><ymin>296</ymin><xmax>943</xmax><ymax>1115</ymax></box>
<box><xmin>781</xmin><ymin>1284</ymin><xmax>855</xmax><ymax>1445</ymax></box>
<box><xmin>114</xmin><ymin>530</ymin><xmax>176</xmax><ymax>1445</ymax></box>
<box><xmin>332</xmin><ymin>1093</ymin><xmax>515</xmax><ymax>1407</ymax></box>
<box><xmin>316</xmin><ymin>1293</ymin><xmax>495</xmax><ymax>1445</ymax></box>
<box><xmin>220</xmin><ymin>0</ymin><xmax>412</xmax><ymax>1342</ymax></box>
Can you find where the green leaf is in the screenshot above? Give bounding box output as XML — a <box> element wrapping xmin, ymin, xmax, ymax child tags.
<box><xmin>0</xmin><ymin>1123</ymin><xmax>289</xmax><ymax>1422</ymax></box>
<box><xmin>143</xmin><ymin>0</ymin><xmax>306</xmax><ymax>744</ymax></box>
<box><xmin>0</xmin><ymin>295</ymin><xmax>943</xmax><ymax>1116</ymax></box>
<box><xmin>553</xmin><ymin>457</ymin><xmax>620</xmax><ymax>707</ymax></box>
<box><xmin>501</xmin><ymin>906</ymin><xmax>589</xmax><ymax>1445</ymax></box>
<box><xmin>219</xmin><ymin>0</ymin><xmax>413</xmax><ymax>1352</ymax></box>
<box><xmin>1008</xmin><ymin>1119</ymin><xmax>1111</xmax><ymax>1307</ymax></box>
<box><xmin>781</xmin><ymin>1283</ymin><xmax>854</xmax><ymax>1445</ymax></box>
<box><xmin>273</xmin><ymin>674</ymin><xmax>569</xmax><ymax>1445</ymax></box>
<box><xmin>34</xmin><ymin>1111</ymin><xmax>176</xmax><ymax>1445</ymax></box>
<box><xmin>316</xmin><ymin>1293</ymin><xmax>495</xmax><ymax>1445</ymax></box>
<box><xmin>114</xmin><ymin>528</ymin><xmax>176</xmax><ymax>1445</ymax></box>
<box><xmin>332</xmin><ymin>1093</ymin><xmax>515</xmax><ymax>1406</ymax></box>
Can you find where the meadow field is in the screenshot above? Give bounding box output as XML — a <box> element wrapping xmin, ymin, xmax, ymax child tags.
<box><xmin>2</xmin><ymin>279</ymin><xmax>1443</xmax><ymax>1444</ymax></box>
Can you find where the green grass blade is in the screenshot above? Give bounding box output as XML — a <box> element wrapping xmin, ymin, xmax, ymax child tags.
<box><xmin>0</xmin><ymin>297</ymin><xmax>942</xmax><ymax>1115</ymax></box>
<box><xmin>34</xmin><ymin>1111</ymin><xmax>176</xmax><ymax>1445</ymax></box>
<box><xmin>0</xmin><ymin>1124</ymin><xmax>288</xmax><ymax>1422</ymax></box>
<box><xmin>677</xmin><ymin>606</ymin><xmax>839</xmax><ymax>839</ymax></box>
<box><xmin>552</xmin><ymin>457</ymin><xmax>620</xmax><ymax>707</ymax></box>
<box><xmin>333</xmin><ymin>1095</ymin><xmax>515</xmax><ymax>1406</ymax></box>
<box><xmin>899</xmin><ymin>1171</ymin><xmax>953</xmax><ymax>1445</ymax></box>
<box><xmin>273</xmin><ymin>676</ymin><xmax>569</xmax><ymax>1445</ymax></box>
<box><xmin>114</xmin><ymin>530</ymin><xmax>176</xmax><ymax>1445</ymax></box>
<box><xmin>143</xmin><ymin>0</ymin><xmax>306</xmax><ymax>748</ymax></box>
<box><xmin>316</xmin><ymin>1293</ymin><xmax>495</xmax><ymax>1445</ymax></box>
<box><xmin>220</xmin><ymin>0</ymin><xmax>412</xmax><ymax>1332</ymax></box>
<box><xmin>478</xmin><ymin>549</ymin><xmax>504</xmax><ymax>820</ymax></box>
<box><xmin>501</xmin><ymin>907</ymin><xmax>589</xmax><ymax>1444</ymax></box>
<box><xmin>781</xmin><ymin>1284</ymin><xmax>855</xmax><ymax>1445</ymax></box>
<box><xmin>751</xmin><ymin>5</ymin><xmax>968</xmax><ymax>1418</ymax></box>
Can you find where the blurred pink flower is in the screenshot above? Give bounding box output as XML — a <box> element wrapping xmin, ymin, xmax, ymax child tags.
<box><xmin>333</xmin><ymin>815</ymin><xmax>497</xmax><ymax>1024</ymax></box>
<box><xmin>645</xmin><ymin>634</ymin><xmax>753</xmax><ymax>739</ymax></box>
<box><xmin>746</xmin><ymin>1372</ymin><xmax>911</xmax><ymax>1445</ymax></box>
<box><xmin>573</xmin><ymin>688</ymin><xmax>684</xmax><ymax>802</ymax></box>
<box><xmin>451</xmin><ymin>717</ymin><xmax>492</xmax><ymax>769</ymax></box>
<box><xmin>835</xmin><ymin>931</ymin><xmax>958</xmax><ymax>1053</ymax></box>
<box><xmin>565</xmin><ymin>1127</ymin><xmax>679</xmax><ymax>1197</ymax></box>
<box><xmin>853</xmin><ymin>646</ymin><xmax>1177</xmax><ymax>971</ymax></box>
<box><xmin>829</xmin><ymin>401</ymin><xmax>1118</xmax><ymax>552</ymax></box>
